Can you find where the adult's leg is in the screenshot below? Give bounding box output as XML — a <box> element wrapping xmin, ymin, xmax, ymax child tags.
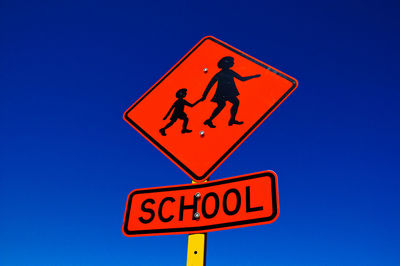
<box><xmin>228</xmin><ymin>97</ymin><xmax>239</xmax><ymax>121</ymax></box>
<box><xmin>204</xmin><ymin>100</ymin><xmax>226</xmax><ymax>128</ymax></box>
<box><xmin>209</xmin><ymin>101</ymin><xmax>226</xmax><ymax>121</ymax></box>
<box><xmin>228</xmin><ymin>97</ymin><xmax>243</xmax><ymax>125</ymax></box>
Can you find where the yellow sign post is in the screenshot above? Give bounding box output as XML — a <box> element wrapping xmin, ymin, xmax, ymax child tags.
<box><xmin>187</xmin><ymin>232</ymin><xmax>207</xmax><ymax>266</ymax></box>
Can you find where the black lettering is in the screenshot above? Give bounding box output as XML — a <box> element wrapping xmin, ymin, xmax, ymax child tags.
<box><xmin>223</xmin><ymin>189</ymin><xmax>241</xmax><ymax>215</ymax></box>
<box><xmin>179</xmin><ymin>195</ymin><xmax>198</xmax><ymax>221</ymax></box>
<box><xmin>138</xmin><ymin>198</ymin><xmax>155</xmax><ymax>224</ymax></box>
<box><xmin>158</xmin><ymin>197</ymin><xmax>175</xmax><ymax>222</ymax></box>
<box><xmin>246</xmin><ymin>186</ymin><xmax>263</xmax><ymax>213</ymax></box>
<box><xmin>201</xmin><ymin>192</ymin><xmax>219</xmax><ymax>219</ymax></box>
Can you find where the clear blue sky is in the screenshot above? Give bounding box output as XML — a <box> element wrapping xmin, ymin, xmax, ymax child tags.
<box><xmin>1</xmin><ymin>0</ymin><xmax>399</xmax><ymax>265</ymax></box>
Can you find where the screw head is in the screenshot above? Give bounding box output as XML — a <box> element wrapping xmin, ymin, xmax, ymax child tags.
<box><xmin>194</xmin><ymin>212</ymin><xmax>200</xmax><ymax>219</ymax></box>
<box><xmin>195</xmin><ymin>192</ymin><xmax>201</xmax><ymax>198</ymax></box>
<box><xmin>200</xmin><ymin>130</ymin><xmax>205</xmax><ymax>136</ymax></box>
<box><xmin>203</xmin><ymin>68</ymin><xmax>208</xmax><ymax>73</ymax></box>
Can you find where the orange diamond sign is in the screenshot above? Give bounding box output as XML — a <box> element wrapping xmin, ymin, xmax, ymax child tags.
<box><xmin>124</xmin><ymin>36</ymin><xmax>298</xmax><ymax>182</ymax></box>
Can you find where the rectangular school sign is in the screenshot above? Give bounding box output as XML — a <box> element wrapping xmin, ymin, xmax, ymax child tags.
<box><xmin>123</xmin><ymin>171</ymin><xmax>279</xmax><ymax>237</ymax></box>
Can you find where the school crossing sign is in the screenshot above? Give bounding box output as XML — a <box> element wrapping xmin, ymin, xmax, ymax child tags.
<box><xmin>123</xmin><ymin>36</ymin><xmax>298</xmax><ymax>264</ymax></box>
<box><xmin>124</xmin><ymin>36</ymin><xmax>298</xmax><ymax>182</ymax></box>
<box><xmin>123</xmin><ymin>171</ymin><xmax>279</xmax><ymax>237</ymax></box>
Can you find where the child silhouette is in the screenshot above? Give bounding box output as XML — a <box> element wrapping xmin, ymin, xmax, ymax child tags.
<box><xmin>201</xmin><ymin>56</ymin><xmax>261</xmax><ymax>128</ymax></box>
<box><xmin>160</xmin><ymin>88</ymin><xmax>201</xmax><ymax>136</ymax></box>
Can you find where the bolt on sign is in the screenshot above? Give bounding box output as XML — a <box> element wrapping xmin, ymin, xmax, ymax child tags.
<box><xmin>123</xmin><ymin>171</ymin><xmax>279</xmax><ymax>237</ymax></box>
<box><xmin>124</xmin><ymin>36</ymin><xmax>298</xmax><ymax>182</ymax></box>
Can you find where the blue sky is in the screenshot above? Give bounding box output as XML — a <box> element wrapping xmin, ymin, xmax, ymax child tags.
<box><xmin>1</xmin><ymin>0</ymin><xmax>399</xmax><ymax>265</ymax></box>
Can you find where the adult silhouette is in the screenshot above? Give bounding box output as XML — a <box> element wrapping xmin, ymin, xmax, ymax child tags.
<box><xmin>201</xmin><ymin>56</ymin><xmax>260</xmax><ymax>128</ymax></box>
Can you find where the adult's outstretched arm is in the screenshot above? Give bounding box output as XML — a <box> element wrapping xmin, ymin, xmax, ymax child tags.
<box><xmin>233</xmin><ymin>71</ymin><xmax>261</xmax><ymax>81</ymax></box>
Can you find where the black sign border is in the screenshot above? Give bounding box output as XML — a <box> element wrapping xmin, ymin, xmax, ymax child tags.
<box><xmin>124</xmin><ymin>36</ymin><xmax>297</xmax><ymax>181</ymax></box>
<box><xmin>123</xmin><ymin>171</ymin><xmax>278</xmax><ymax>236</ymax></box>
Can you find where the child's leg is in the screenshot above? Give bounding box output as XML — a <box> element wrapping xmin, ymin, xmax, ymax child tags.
<box><xmin>163</xmin><ymin>120</ymin><xmax>175</xmax><ymax>130</ymax></box>
<box><xmin>163</xmin><ymin>116</ymin><xmax>178</xmax><ymax>130</ymax></box>
<box><xmin>181</xmin><ymin>116</ymin><xmax>192</xmax><ymax>133</ymax></box>
<box><xmin>160</xmin><ymin>118</ymin><xmax>178</xmax><ymax>135</ymax></box>
<box><xmin>182</xmin><ymin>117</ymin><xmax>189</xmax><ymax>130</ymax></box>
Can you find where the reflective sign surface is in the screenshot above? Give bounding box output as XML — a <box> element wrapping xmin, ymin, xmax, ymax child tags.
<box><xmin>124</xmin><ymin>36</ymin><xmax>297</xmax><ymax>181</ymax></box>
<box><xmin>123</xmin><ymin>171</ymin><xmax>279</xmax><ymax>237</ymax></box>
